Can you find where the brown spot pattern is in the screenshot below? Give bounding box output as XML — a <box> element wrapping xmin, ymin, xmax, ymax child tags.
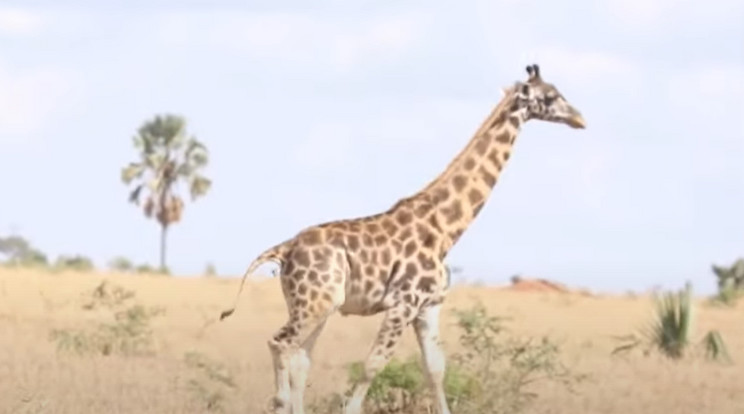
<box><xmin>443</xmin><ymin>200</ymin><xmax>464</xmax><ymax>224</ymax></box>
<box><xmin>381</xmin><ymin>219</ymin><xmax>398</xmax><ymax>237</ymax></box>
<box><xmin>474</xmin><ymin>135</ymin><xmax>490</xmax><ymax>155</ymax></box>
<box><xmin>495</xmin><ymin>132</ymin><xmax>511</xmax><ymax>143</ymax></box>
<box><xmin>396</xmin><ymin>210</ymin><xmax>413</xmax><ymax>226</ymax></box>
<box><xmin>487</xmin><ymin>149</ymin><xmax>501</xmax><ymax>169</ymax></box>
<box><xmin>468</xmin><ymin>189</ymin><xmax>484</xmax><ymax>205</ymax></box>
<box><xmin>404</xmin><ymin>241</ymin><xmax>417</xmax><ymax>257</ymax></box>
<box><xmin>433</xmin><ymin>187</ymin><xmax>450</xmax><ymax>203</ymax></box>
<box><xmin>294</xmin><ymin>250</ymin><xmax>310</xmax><ymax>266</ymax></box>
<box><xmin>464</xmin><ymin>157</ymin><xmax>476</xmax><ymax>171</ymax></box>
<box><xmin>347</xmin><ymin>235</ymin><xmax>360</xmax><ymax>251</ymax></box>
<box><xmin>417</xmin><ymin>276</ymin><xmax>436</xmax><ymax>293</ymax></box>
<box><xmin>452</xmin><ymin>174</ymin><xmax>468</xmax><ymax>192</ymax></box>
<box><xmin>479</xmin><ymin>166</ymin><xmax>497</xmax><ymax>187</ymax></box>
<box><xmin>414</xmin><ymin>203</ymin><xmax>432</xmax><ymax>217</ymax></box>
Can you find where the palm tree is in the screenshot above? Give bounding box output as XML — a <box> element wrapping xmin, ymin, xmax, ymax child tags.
<box><xmin>121</xmin><ymin>114</ymin><xmax>211</xmax><ymax>271</ymax></box>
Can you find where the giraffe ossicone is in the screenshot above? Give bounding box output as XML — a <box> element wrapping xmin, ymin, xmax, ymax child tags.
<box><xmin>220</xmin><ymin>63</ymin><xmax>586</xmax><ymax>414</ymax></box>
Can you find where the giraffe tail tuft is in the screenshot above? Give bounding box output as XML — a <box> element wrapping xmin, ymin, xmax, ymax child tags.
<box><xmin>219</xmin><ymin>239</ymin><xmax>293</xmax><ymax>321</ymax></box>
<box><xmin>219</xmin><ymin>309</ymin><xmax>235</xmax><ymax>321</ymax></box>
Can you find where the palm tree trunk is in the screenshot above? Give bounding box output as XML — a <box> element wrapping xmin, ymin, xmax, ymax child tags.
<box><xmin>159</xmin><ymin>224</ymin><xmax>168</xmax><ymax>271</ymax></box>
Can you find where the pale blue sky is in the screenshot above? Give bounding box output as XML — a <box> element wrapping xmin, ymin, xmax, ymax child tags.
<box><xmin>1</xmin><ymin>0</ymin><xmax>742</xmax><ymax>294</ymax></box>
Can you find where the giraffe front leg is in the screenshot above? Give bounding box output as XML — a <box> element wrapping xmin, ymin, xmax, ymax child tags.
<box><xmin>413</xmin><ymin>303</ymin><xmax>451</xmax><ymax>414</ymax></box>
<box><xmin>344</xmin><ymin>304</ymin><xmax>417</xmax><ymax>414</ymax></box>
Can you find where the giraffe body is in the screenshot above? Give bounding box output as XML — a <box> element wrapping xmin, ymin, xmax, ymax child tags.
<box><xmin>221</xmin><ymin>64</ymin><xmax>586</xmax><ymax>414</ymax></box>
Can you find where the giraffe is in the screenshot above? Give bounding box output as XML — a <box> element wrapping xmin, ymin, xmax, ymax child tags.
<box><xmin>219</xmin><ymin>64</ymin><xmax>586</xmax><ymax>414</ymax></box>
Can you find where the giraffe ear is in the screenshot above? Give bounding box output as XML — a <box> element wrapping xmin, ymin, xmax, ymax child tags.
<box><xmin>526</xmin><ymin>63</ymin><xmax>541</xmax><ymax>82</ymax></box>
<box><xmin>531</xmin><ymin>64</ymin><xmax>540</xmax><ymax>79</ymax></box>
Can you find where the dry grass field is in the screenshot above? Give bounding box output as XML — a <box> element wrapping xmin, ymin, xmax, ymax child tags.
<box><xmin>1</xmin><ymin>268</ymin><xmax>743</xmax><ymax>414</ymax></box>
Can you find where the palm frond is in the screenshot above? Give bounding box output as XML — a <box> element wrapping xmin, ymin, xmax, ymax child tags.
<box><xmin>121</xmin><ymin>163</ymin><xmax>145</xmax><ymax>184</ymax></box>
<box><xmin>177</xmin><ymin>163</ymin><xmax>194</xmax><ymax>177</ymax></box>
<box><xmin>184</xmin><ymin>138</ymin><xmax>209</xmax><ymax>167</ymax></box>
<box><xmin>128</xmin><ymin>185</ymin><xmax>144</xmax><ymax>204</ymax></box>
<box><xmin>148</xmin><ymin>178</ymin><xmax>163</xmax><ymax>193</ymax></box>
<box><xmin>145</xmin><ymin>153</ymin><xmax>166</xmax><ymax>170</ymax></box>
<box><xmin>189</xmin><ymin>176</ymin><xmax>212</xmax><ymax>200</ymax></box>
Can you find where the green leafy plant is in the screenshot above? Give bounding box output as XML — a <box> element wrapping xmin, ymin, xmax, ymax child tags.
<box><xmin>311</xmin><ymin>302</ymin><xmax>583</xmax><ymax>414</ymax></box>
<box><xmin>445</xmin><ymin>303</ymin><xmax>582</xmax><ymax>414</ymax></box>
<box><xmin>613</xmin><ymin>282</ymin><xmax>732</xmax><ymax>364</ymax></box>
<box><xmin>712</xmin><ymin>259</ymin><xmax>744</xmax><ymax>291</ymax></box>
<box><xmin>652</xmin><ymin>282</ymin><xmax>694</xmax><ymax>358</ymax></box>
<box><xmin>710</xmin><ymin>258</ymin><xmax>744</xmax><ymax>306</ymax></box>
<box><xmin>348</xmin><ymin>357</ymin><xmax>427</xmax><ymax>412</ymax></box>
<box><xmin>701</xmin><ymin>330</ymin><xmax>732</xmax><ymax>364</ymax></box>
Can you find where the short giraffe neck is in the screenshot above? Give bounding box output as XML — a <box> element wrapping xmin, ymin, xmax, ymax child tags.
<box><xmin>415</xmin><ymin>92</ymin><xmax>523</xmax><ymax>254</ymax></box>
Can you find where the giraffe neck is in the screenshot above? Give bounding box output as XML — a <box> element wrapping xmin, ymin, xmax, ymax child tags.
<box><xmin>413</xmin><ymin>92</ymin><xmax>524</xmax><ymax>255</ymax></box>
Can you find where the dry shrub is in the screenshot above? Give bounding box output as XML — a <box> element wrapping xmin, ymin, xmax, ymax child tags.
<box><xmin>182</xmin><ymin>351</ymin><xmax>237</xmax><ymax>412</ymax></box>
<box><xmin>49</xmin><ymin>280</ymin><xmax>165</xmax><ymax>356</ymax></box>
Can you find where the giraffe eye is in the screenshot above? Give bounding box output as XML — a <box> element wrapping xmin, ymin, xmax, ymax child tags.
<box><xmin>543</xmin><ymin>95</ymin><xmax>555</xmax><ymax>105</ymax></box>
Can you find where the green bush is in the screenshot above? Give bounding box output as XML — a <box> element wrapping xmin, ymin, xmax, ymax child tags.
<box><xmin>0</xmin><ymin>235</ymin><xmax>49</xmax><ymax>267</ymax></box>
<box><xmin>134</xmin><ymin>263</ymin><xmax>170</xmax><ymax>276</ymax></box>
<box><xmin>311</xmin><ymin>302</ymin><xmax>583</xmax><ymax>414</ymax></box>
<box><xmin>108</xmin><ymin>256</ymin><xmax>134</xmax><ymax>272</ymax></box>
<box><xmin>53</xmin><ymin>255</ymin><xmax>95</xmax><ymax>272</ymax></box>
<box><xmin>445</xmin><ymin>303</ymin><xmax>582</xmax><ymax>414</ymax></box>
<box><xmin>710</xmin><ymin>259</ymin><xmax>744</xmax><ymax>306</ymax></box>
<box><xmin>204</xmin><ymin>262</ymin><xmax>217</xmax><ymax>277</ymax></box>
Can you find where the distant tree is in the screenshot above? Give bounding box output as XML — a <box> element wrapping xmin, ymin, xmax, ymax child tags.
<box><xmin>712</xmin><ymin>258</ymin><xmax>744</xmax><ymax>291</ymax></box>
<box><xmin>0</xmin><ymin>235</ymin><xmax>48</xmax><ymax>267</ymax></box>
<box><xmin>204</xmin><ymin>262</ymin><xmax>217</xmax><ymax>277</ymax></box>
<box><xmin>54</xmin><ymin>255</ymin><xmax>95</xmax><ymax>272</ymax></box>
<box><xmin>108</xmin><ymin>256</ymin><xmax>134</xmax><ymax>272</ymax></box>
<box><xmin>121</xmin><ymin>114</ymin><xmax>211</xmax><ymax>271</ymax></box>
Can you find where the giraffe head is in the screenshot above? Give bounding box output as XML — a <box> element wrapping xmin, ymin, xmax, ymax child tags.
<box><xmin>507</xmin><ymin>64</ymin><xmax>586</xmax><ymax>129</ymax></box>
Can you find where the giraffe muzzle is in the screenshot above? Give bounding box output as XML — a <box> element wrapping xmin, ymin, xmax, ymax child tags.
<box><xmin>567</xmin><ymin>114</ymin><xmax>586</xmax><ymax>129</ymax></box>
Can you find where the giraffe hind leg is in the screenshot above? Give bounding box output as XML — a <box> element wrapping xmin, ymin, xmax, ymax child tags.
<box><xmin>288</xmin><ymin>314</ymin><xmax>333</xmax><ymax>413</ymax></box>
<box><xmin>268</xmin><ymin>262</ymin><xmax>345</xmax><ymax>414</ymax></box>
<box><xmin>344</xmin><ymin>302</ymin><xmax>418</xmax><ymax>414</ymax></box>
<box><xmin>268</xmin><ymin>306</ymin><xmax>337</xmax><ymax>414</ymax></box>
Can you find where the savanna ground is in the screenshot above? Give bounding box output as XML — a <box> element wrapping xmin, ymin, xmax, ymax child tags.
<box><xmin>1</xmin><ymin>268</ymin><xmax>743</xmax><ymax>414</ymax></box>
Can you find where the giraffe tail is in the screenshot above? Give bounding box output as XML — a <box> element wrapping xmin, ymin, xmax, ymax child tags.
<box><xmin>219</xmin><ymin>239</ymin><xmax>294</xmax><ymax>321</ymax></box>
